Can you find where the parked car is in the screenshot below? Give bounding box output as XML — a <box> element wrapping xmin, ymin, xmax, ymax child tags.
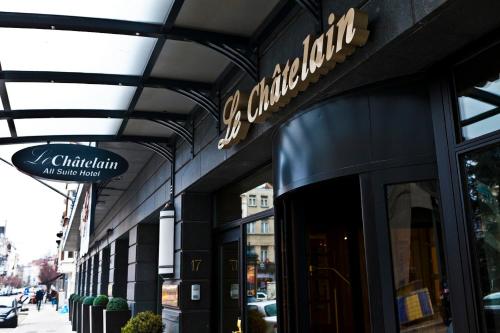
<box><xmin>247</xmin><ymin>300</ymin><xmax>277</xmax><ymax>333</ymax></box>
<box><xmin>256</xmin><ymin>292</ymin><xmax>268</xmax><ymax>301</ymax></box>
<box><xmin>0</xmin><ymin>297</ymin><xmax>18</xmax><ymax>328</ymax></box>
<box><xmin>484</xmin><ymin>292</ymin><xmax>500</xmax><ymax>332</ymax></box>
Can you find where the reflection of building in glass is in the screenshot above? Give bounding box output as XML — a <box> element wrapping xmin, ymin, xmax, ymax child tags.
<box><xmin>241</xmin><ymin>184</ymin><xmax>276</xmax><ymax>301</ymax></box>
<box><xmin>241</xmin><ymin>183</ymin><xmax>273</xmax><ymax>218</ymax></box>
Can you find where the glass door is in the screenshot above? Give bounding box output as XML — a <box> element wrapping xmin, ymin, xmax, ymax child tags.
<box><xmin>219</xmin><ymin>228</ymin><xmax>241</xmax><ymax>333</ymax></box>
<box><xmin>366</xmin><ymin>164</ymin><xmax>453</xmax><ymax>333</ymax></box>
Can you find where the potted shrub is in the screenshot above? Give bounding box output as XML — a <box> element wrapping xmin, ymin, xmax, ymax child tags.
<box><xmin>122</xmin><ymin>311</ymin><xmax>163</xmax><ymax>333</ymax></box>
<box><xmin>103</xmin><ymin>297</ymin><xmax>130</xmax><ymax>333</ymax></box>
<box><xmin>82</xmin><ymin>296</ymin><xmax>95</xmax><ymax>333</ymax></box>
<box><xmin>90</xmin><ymin>295</ymin><xmax>108</xmax><ymax>333</ymax></box>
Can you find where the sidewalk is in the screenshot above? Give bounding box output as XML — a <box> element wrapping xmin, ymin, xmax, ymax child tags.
<box><xmin>3</xmin><ymin>303</ymin><xmax>72</xmax><ymax>333</ymax></box>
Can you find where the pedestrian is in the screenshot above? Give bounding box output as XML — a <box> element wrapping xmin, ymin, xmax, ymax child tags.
<box><xmin>35</xmin><ymin>289</ymin><xmax>44</xmax><ymax>311</ymax></box>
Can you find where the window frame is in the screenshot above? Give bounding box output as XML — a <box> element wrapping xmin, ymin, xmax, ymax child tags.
<box><xmin>447</xmin><ymin>39</ymin><xmax>500</xmax><ymax>332</ymax></box>
<box><xmin>261</xmin><ymin>195</ymin><xmax>269</xmax><ymax>208</ymax></box>
<box><xmin>248</xmin><ymin>195</ymin><xmax>257</xmax><ymax>207</ymax></box>
<box><xmin>429</xmin><ymin>37</ymin><xmax>500</xmax><ymax>330</ymax></box>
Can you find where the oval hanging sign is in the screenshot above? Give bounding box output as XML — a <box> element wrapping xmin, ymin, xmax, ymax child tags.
<box><xmin>12</xmin><ymin>144</ymin><xmax>129</xmax><ymax>183</ymax></box>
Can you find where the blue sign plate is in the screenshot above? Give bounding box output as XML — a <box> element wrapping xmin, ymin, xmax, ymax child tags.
<box><xmin>12</xmin><ymin>144</ymin><xmax>129</xmax><ymax>182</ymax></box>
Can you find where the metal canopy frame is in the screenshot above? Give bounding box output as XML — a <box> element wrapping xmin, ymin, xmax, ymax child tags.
<box><xmin>0</xmin><ymin>0</ymin><xmax>295</xmax><ymax>161</ymax></box>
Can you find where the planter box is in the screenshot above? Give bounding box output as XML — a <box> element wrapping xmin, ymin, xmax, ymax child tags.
<box><xmin>76</xmin><ymin>303</ymin><xmax>82</xmax><ymax>333</ymax></box>
<box><xmin>90</xmin><ymin>306</ymin><xmax>104</xmax><ymax>333</ymax></box>
<box><xmin>69</xmin><ymin>299</ymin><xmax>72</xmax><ymax>322</ymax></box>
<box><xmin>71</xmin><ymin>300</ymin><xmax>77</xmax><ymax>331</ymax></box>
<box><xmin>103</xmin><ymin>310</ymin><xmax>131</xmax><ymax>333</ymax></box>
<box><xmin>82</xmin><ymin>304</ymin><xmax>91</xmax><ymax>333</ymax></box>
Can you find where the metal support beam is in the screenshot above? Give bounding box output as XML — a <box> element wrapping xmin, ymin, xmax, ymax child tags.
<box><xmin>0</xmin><ymin>11</ymin><xmax>250</xmax><ymax>46</ymax></box>
<box><xmin>0</xmin><ymin>70</ymin><xmax>217</xmax><ymax>120</ymax></box>
<box><xmin>0</xmin><ymin>64</ymin><xmax>17</xmax><ymax>137</ymax></box>
<box><xmin>0</xmin><ymin>109</ymin><xmax>188</xmax><ymax>122</ymax></box>
<box><xmin>0</xmin><ymin>157</ymin><xmax>73</xmax><ymax>201</ymax></box>
<box><xmin>0</xmin><ymin>135</ymin><xmax>172</xmax><ymax>145</ymax></box>
<box><xmin>467</xmin><ymin>87</ymin><xmax>500</xmax><ymax>107</ymax></box>
<box><xmin>0</xmin><ymin>71</ymin><xmax>211</xmax><ymax>91</ymax></box>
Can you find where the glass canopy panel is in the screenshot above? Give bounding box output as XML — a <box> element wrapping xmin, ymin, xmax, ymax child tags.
<box><xmin>0</xmin><ymin>0</ymin><xmax>174</xmax><ymax>24</ymax></box>
<box><xmin>6</xmin><ymin>83</ymin><xmax>136</xmax><ymax>110</ymax></box>
<box><xmin>0</xmin><ymin>121</ymin><xmax>10</xmax><ymax>137</ymax></box>
<box><xmin>15</xmin><ymin>118</ymin><xmax>123</xmax><ymax>136</ymax></box>
<box><xmin>0</xmin><ymin>29</ymin><xmax>156</xmax><ymax>75</ymax></box>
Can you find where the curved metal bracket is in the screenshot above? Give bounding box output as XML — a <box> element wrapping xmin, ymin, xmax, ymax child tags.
<box><xmin>152</xmin><ymin>119</ymin><xmax>193</xmax><ymax>148</ymax></box>
<box><xmin>167</xmin><ymin>27</ymin><xmax>258</xmax><ymax>82</ymax></box>
<box><xmin>137</xmin><ymin>142</ymin><xmax>174</xmax><ymax>162</ymax></box>
<box><xmin>202</xmin><ymin>42</ymin><xmax>258</xmax><ymax>82</ymax></box>
<box><xmin>169</xmin><ymin>87</ymin><xmax>219</xmax><ymax>122</ymax></box>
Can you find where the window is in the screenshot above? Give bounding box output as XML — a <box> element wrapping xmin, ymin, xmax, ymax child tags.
<box><xmin>247</xmin><ymin>222</ymin><xmax>255</xmax><ymax>234</ymax></box>
<box><xmin>454</xmin><ymin>43</ymin><xmax>500</xmax><ymax>141</ymax></box>
<box><xmin>68</xmin><ymin>251</ymin><xmax>74</xmax><ymax>259</ymax></box>
<box><xmin>61</xmin><ymin>251</ymin><xmax>64</xmax><ymax>261</ymax></box>
<box><xmin>261</xmin><ymin>195</ymin><xmax>269</xmax><ymax>208</ymax></box>
<box><xmin>386</xmin><ymin>181</ymin><xmax>451</xmax><ymax>332</ymax></box>
<box><xmin>261</xmin><ymin>220</ymin><xmax>269</xmax><ymax>233</ymax></box>
<box><xmin>248</xmin><ymin>195</ymin><xmax>257</xmax><ymax>207</ymax></box>
<box><xmin>261</xmin><ymin>246</ymin><xmax>269</xmax><ymax>262</ymax></box>
<box><xmin>462</xmin><ymin>143</ymin><xmax>500</xmax><ymax>332</ymax></box>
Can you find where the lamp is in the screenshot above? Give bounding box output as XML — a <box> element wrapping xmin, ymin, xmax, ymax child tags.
<box><xmin>158</xmin><ymin>202</ymin><xmax>175</xmax><ymax>277</ymax></box>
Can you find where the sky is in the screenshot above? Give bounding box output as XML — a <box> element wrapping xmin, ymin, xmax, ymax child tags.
<box><xmin>0</xmin><ymin>143</ymin><xmax>69</xmax><ymax>264</ymax></box>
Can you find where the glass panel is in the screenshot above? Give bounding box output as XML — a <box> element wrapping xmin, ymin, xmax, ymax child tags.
<box><xmin>0</xmin><ymin>29</ymin><xmax>156</xmax><ymax>75</ymax></box>
<box><xmin>462</xmin><ymin>143</ymin><xmax>500</xmax><ymax>332</ymax></box>
<box><xmin>0</xmin><ymin>121</ymin><xmax>10</xmax><ymax>137</ymax></box>
<box><xmin>478</xmin><ymin>80</ymin><xmax>500</xmax><ymax>97</ymax></box>
<box><xmin>245</xmin><ymin>218</ymin><xmax>277</xmax><ymax>333</ymax></box>
<box><xmin>6</xmin><ymin>83</ymin><xmax>136</xmax><ymax>110</ymax></box>
<box><xmin>463</xmin><ymin>114</ymin><xmax>500</xmax><ymax>140</ymax></box>
<box><xmin>455</xmin><ymin>43</ymin><xmax>500</xmax><ymax>141</ymax></box>
<box><xmin>386</xmin><ymin>181</ymin><xmax>451</xmax><ymax>332</ymax></box>
<box><xmin>458</xmin><ymin>96</ymin><xmax>496</xmax><ymax>120</ymax></box>
<box><xmin>15</xmin><ymin>118</ymin><xmax>122</xmax><ymax>136</ymax></box>
<box><xmin>0</xmin><ymin>0</ymin><xmax>174</xmax><ymax>24</ymax></box>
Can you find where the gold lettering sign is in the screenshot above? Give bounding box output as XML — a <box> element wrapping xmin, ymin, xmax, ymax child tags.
<box><xmin>162</xmin><ymin>283</ymin><xmax>179</xmax><ymax>308</ymax></box>
<box><xmin>218</xmin><ymin>8</ymin><xmax>370</xmax><ymax>149</ymax></box>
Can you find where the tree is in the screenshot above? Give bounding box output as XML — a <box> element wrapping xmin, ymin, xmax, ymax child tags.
<box><xmin>38</xmin><ymin>259</ymin><xmax>59</xmax><ymax>292</ymax></box>
<box><xmin>0</xmin><ymin>275</ymin><xmax>23</xmax><ymax>288</ymax></box>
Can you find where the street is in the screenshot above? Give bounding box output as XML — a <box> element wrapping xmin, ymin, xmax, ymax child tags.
<box><xmin>0</xmin><ymin>303</ymin><xmax>71</xmax><ymax>333</ymax></box>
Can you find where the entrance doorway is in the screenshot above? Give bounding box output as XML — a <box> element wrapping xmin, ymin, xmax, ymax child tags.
<box><xmin>280</xmin><ymin>175</ymin><xmax>370</xmax><ymax>333</ymax></box>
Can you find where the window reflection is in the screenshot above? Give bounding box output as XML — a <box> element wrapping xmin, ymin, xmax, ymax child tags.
<box><xmin>386</xmin><ymin>181</ymin><xmax>452</xmax><ymax>332</ymax></box>
<box><xmin>463</xmin><ymin>143</ymin><xmax>500</xmax><ymax>332</ymax></box>
<box><xmin>242</xmin><ymin>184</ymin><xmax>273</xmax><ymax>217</ymax></box>
<box><xmin>245</xmin><ymin>219</ymin><xmax>277</xmax><ymax>333</ymax></box>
